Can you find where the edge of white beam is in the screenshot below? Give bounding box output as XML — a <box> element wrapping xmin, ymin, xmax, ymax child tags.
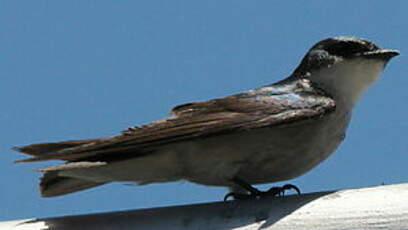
<box><xmin>1</xmin><ymin>183</ymin><xmax>408</xmax><ymax>230</ymax></box>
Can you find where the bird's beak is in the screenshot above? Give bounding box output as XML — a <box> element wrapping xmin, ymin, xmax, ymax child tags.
<box><xmin>359</xmin><ymin>49</ymin><xmax>400</xmax><ymax>61</ymax></box>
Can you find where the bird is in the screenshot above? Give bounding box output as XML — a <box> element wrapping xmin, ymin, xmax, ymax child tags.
<box><xmin>14</xmin><ymin>36</ymin><xmax>399</xmax><ymax>199</ymax></box>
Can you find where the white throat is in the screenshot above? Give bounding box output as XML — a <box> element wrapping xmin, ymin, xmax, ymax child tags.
<box><xmin>309</xmin><ymin>58</ymin><xmax>385</xmax><ymax>107</ymax></box>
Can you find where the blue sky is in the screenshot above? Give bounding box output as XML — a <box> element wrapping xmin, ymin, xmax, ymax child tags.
<box><xmin>1</xmin><ymin>1</ymin><xmax>407</xmax><ymax>220</ymax></box>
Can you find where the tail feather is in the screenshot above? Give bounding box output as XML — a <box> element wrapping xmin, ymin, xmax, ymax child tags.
<box><xmin>13</xmin><ymin>139</ymin><xmax>100</xmax><ymax>162</ymax></box>
<box><xmin>14</xmin><ymin>139</ymin><xmax>110</xmax><ymax>196</ymax></box>
<box><xmin>40</xmin><ymin>171</ymin><xmax>105</xmax><ymax>197</ymax></box>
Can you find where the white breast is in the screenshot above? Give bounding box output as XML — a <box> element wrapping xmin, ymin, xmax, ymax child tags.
<box><xmin>311</xmin><ymin>58</ymin><xmax>385</xmax><ymax>107</ymax></box>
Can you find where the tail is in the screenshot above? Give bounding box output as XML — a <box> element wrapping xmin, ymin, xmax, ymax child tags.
<box><xmin>40</xmin><ymin>171</ymin><xmax>105</xmax><ymax>197</ymax></box>
<box><xmin>13</xmin><ymin>138</ymin><xmax>102</xmax><ymax>162</ymax></box>
<box><xmin>13</xmin><ymin>139</ymin><xmax>110</xmax><ymax>197</ymax></box>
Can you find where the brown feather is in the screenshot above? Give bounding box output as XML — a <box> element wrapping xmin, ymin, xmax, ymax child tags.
<box><xmin>14</xmin><ymin>80</ymin><xmax>335</xmax><ymax>163</ymax></box>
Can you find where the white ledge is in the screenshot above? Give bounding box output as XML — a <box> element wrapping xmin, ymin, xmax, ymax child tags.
<box><xmin>1</xmin><ymin>183</ymin><xmax>408</xmax><ymax>230</ymax></box>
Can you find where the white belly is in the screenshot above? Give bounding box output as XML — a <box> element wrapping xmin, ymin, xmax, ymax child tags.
<box><xmin>61</xmin><ymin>111</ymin><xmax>350</xmax><ymax>187</ymax></box>
<box><xmin>182</xmin><ymin>111</ymin><xmax>350</xmax><ymax>186</ymax></box>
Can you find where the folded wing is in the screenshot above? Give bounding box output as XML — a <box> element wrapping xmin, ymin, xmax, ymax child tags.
<box><xmin>15</xmin><ymin>80</ymin><xmax>335</xmax><ymax>163</ymax></box>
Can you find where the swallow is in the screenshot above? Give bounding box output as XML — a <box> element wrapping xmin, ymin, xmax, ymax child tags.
<box><xmin>14</xmin><ymin>36</ymin><xmax>399</xmax><ymax>199</ymax></box>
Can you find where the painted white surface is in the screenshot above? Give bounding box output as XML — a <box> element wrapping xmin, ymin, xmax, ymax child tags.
<box><xmin>1</xmin><ymin>183</ymin><xmax>407</xmax><ymax>230</ymax></box>
<box><xmin>0</xmin><ymin>219</ymin><xmax>48</xmax><ymax>230</ymax></box>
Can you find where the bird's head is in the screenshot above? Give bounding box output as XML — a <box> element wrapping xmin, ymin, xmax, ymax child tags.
<box><xmin>294</xmin><ymin>36</ymin><xmax>399</xmax><ymax>106</ymax></box>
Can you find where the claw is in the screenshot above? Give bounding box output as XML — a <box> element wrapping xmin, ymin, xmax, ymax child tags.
<box><xmin>266</xmin><ymin>184</ymin><xmax>301</xmax><ymax>196</ymax></box>
<box><xmin>224</xmin><ymin>192</ymin><xmax>235</xmax><ymax>201</ymax></box>
<box><xmin>224</xmin><ymin>177</ymin><xmax>301</xmax><ymax>201</ymax></box>
<box><xmin>282</xmin><ymin>184</ymin><xmax>301</xmax><ymax>195</ymax></box>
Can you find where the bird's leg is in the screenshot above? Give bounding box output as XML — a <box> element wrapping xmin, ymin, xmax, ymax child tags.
<box><xmin>224</xmin><ymin>177</ymin><xmax>301</xmax><ymax>201</ymax></box>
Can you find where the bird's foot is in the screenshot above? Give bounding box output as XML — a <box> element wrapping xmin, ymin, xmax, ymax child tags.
<box><xmin>224</xmin><ymin>177</ymin><xmax>301</xmax><ymax>201</ymax></box>
<box><xmin>223</xmin><ymin>184</ymin><xmax>300</xmax><ymax>201</ymax></box>
<box><xmin>266</xmin><ymin>184</ymin><xmax>301</xmax><ymax>196</ymax></box>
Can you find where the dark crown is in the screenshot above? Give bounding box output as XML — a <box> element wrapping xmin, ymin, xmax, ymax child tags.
<box><xmin>310</xmin><ymin>36</ymin><xmax>380</xmax><ymax>57</ymax></box>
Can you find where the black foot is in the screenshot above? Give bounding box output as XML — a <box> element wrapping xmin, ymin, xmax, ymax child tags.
<box><xmin>266</xmin><ymin>184</ymin><xmax>301</xmax><ymax>196</ymax></box>
<box><xmin>224</xmin><ymin>177</ymin><xmax>301</xmax><ymax>201</ymax></box>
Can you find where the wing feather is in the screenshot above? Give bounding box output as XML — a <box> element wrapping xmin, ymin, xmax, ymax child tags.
<box><xmin>15</xmin><ymin>81</ymin><xmax>335</xmax><ymax>162</ymax></box>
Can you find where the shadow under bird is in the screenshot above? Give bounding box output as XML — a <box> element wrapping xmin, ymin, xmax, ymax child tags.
<box><xmin>14</xmin><ymin>36</ymin><xmax>399</xmax><ymax>199</ymax></box>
